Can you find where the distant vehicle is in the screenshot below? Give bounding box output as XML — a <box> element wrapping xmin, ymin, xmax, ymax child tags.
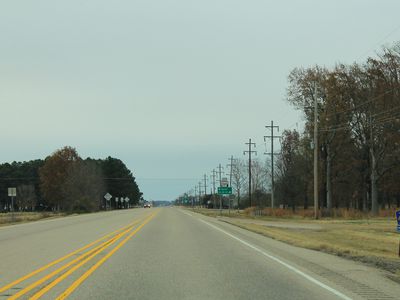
<box><xmin>144</xmin><ymin>203</ymin><xmax>151</xmax><ymax>208</ymax></box>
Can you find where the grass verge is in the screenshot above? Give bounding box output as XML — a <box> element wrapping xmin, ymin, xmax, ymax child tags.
<box><xmin>0</xmin><ymin>212</ymin><xmax>66</xmax><ymax>226</ymax></box>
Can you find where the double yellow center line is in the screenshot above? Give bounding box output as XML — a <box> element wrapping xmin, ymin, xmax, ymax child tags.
<box><xmin>0</xmin><ymin>210</ymin><xmax>158</xmax><ymax>299</ymax></box>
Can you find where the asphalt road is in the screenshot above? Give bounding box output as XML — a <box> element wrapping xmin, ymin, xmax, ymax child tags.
<box><xmin>1</xmin><ymin>208</ymin><xmax>399</xmax><ymax>300</ymax></box>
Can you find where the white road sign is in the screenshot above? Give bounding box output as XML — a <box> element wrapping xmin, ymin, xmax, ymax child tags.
<box><xmin>104</xmin><ymin>193</ymin><xmax>112</xmax><ymax>201</ymax></box>
<box><xmin>221</xmin><ymin>178</ymin><xmax>229</xmax><ymax>187</ymax></box>
<box><xmin>8</xmin><ymin>187</ymin><xmax>16</xmax><ymax>197</ymax></box>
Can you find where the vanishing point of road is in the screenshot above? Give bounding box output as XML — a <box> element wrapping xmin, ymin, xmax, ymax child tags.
<box><xmin>1</xmin><ymin>208</ymin><xmax>399</xmax><ymax>300</ymax></box>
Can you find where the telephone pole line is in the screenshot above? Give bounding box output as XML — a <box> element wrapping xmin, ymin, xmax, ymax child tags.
<box><xmin>264</xmin><ymin>120</ymin><xmax>280</xmax><ymax>209</ymax></box>
<box><xmin>244</xmin><ymin>138</ymin><xmax>256</xmax><ymax>207</ymax></box>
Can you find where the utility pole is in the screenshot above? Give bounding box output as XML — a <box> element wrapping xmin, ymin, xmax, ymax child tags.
<box><xmin>313</xmin><ymin>85</ymin><xmax>319</xmax><ymax>219</ymax></box>
<box><xmin>211</xmin><ymin>169</ymin><xmax>216</xmax><ymax>209</ymax></box>
<box><xmin>227</xmin><ymin>155</ymin><xmax>234</xmax><ymax>213</ymax></box>
<box><xmin>194</xmin><ymin>186</ymin><xmax>198</xmax><ymax>208</ymax></box>
<box><xmin>264</xmin><ymin>120</ymin><xmax>280</xmax><ymax>209</ymax></box>
<box><xmin>217</xmin><ymin>164</ymin><xmax>224</xmax><ymax>212</ymax></box>
<box><xmin>244</xmin><ymin>139</ymin><xmax>256</xmax><ymax>207</ymax></box>
<box><xmin>198</xmin><ymin>181</ymin><xmax>202</xmax><ymax>208</ymax></box>
<box><xmin>203</xmin><ymin>174</ymin><xmax>208</xmax><ymax>199</ymax></box>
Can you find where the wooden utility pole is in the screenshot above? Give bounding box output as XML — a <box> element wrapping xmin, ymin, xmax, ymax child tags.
<box><xmin>203</xmin><ymin>174</ymin><xmax>208</xmax><ymax>197</ymax></box>
<box><xmin>244</xmin><ymin>139</ymin><xmax>256</xmax><ymax>207</ymax></box>
<box><xmin>227</xmin><ymin>155</ymin><xmax>234</xmax><ymax>213</ymax></box>
<box><xmin>217</xmin><ymin>164</ymin><xmax>223</xmax><ymax>212</ymax></box>
<box><xmin>211</xmin><ymin>169</ymin><xmax>216</xmax><ymax>208</ymax></box>
<box><xmin>264</xmin><ymin>120</ymin><xmax>280</xmax><ymax>209</ymax></box>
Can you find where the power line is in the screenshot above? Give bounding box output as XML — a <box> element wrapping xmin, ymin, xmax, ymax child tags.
<box><xmin>358</xmin><ymin>23</ymin><xmax>400</xmax><ymax>60</ymax></box>
<box><xmin>319</xmin><ymin>112</ymin><xmax>400</xmax><ymax>133</ymax></box>
<box><xmin>322</xmin><ymin>85</ymin><xmax>400</xmax><ymax>119</ymax></box>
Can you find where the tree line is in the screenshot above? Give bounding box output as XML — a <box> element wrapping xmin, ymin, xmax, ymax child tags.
<box><xmin>277</xmin><ymin>43</ymin><xmax>400</xmax><ymax>215</ymax></box>
<box><xmin>0</xmin><ymin>146</ymin><xmax>142</xmax><ymax>212</ymax></box>
<box><xmin>178</xmin><ymin>43</ymin><xmax>400</xmax><ymax>216</ymax></box>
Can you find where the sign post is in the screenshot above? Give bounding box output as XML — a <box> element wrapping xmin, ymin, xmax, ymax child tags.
<box><xmin>8</xmin><ymin>187</ymin><xmax>17</xmax><ymax>212</ymax></box>
<box><xmin>8</xmin><ymin>187</ymin><xmax>17</xmax><ymax>222</ymax></box>
<box><xmin>125</xmin><ymin>197</ymin><xmax>130</xmax><ymax>209</ymax></box>
<box><xmin>217</xmin><ymin>186</ymin><xmax>232</xmax><ymax>215</ymax></box>
<box><xmin>104</xmin><ymin>193</ymin><xmax>112</xmax><ymax>210</ymax></box>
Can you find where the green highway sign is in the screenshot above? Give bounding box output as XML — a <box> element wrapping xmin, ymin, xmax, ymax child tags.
<box><xmin>218</xmin><ymin>187</ymin><xmax>232</xmax><ymax>195</ymax></box>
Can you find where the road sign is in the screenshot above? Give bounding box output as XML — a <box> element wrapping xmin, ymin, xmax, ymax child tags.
<box><xmin>125</xmin><ymin>197</ymin><xmax>130</xmax><ymax>203</ymax></box>
<box><xmin>221</xmin><ymin>178</ymin><xmax>229</xmax><ymax>187</ymax></box>
<box><xmin>8</xmin><ymin>187</ymin><xmax>16</xmax><ymax>197</ymax></box>
<box><xmin>396</xmin><ymin>210</ymin><xmax>400</xmax><ymax>232</ymax></box>
<box><xmin>104</xmin><ymin>193</ymin><xmax>112</xmax><ymax>201</ymax></box>
<box><xmin>115</xmin><ymin>197</ymin><xmax>119</xmax><ymax>202</ymax></box>
<box><xmin>218</xmin><ymin>186</ymin><xmax>232</xmax><ymax>195</ymax></box>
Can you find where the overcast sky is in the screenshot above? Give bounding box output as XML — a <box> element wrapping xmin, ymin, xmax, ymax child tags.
<box><xmin>1</xmin><ymin>1</ymin><xmax>400</xmax><ymax>200</ymax></box>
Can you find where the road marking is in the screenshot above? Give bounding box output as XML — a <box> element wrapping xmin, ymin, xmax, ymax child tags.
<box><xmin>56</xmin><ymin>211</ymin><xmax>158</xmax><ymax>299</ymax></box>
<box><xmin>8</xmin><ymin>222</ymin><xmax>140</xmax><ymax>300</ymax></box>
<box><xmin>199</xmin><ymin>219</ymin><xmax>352</xmax><ymax>300</ymax></box>
<box><xmin>180</xmin><ymin>210</ymin><xmax>193</xmax><ymax>217</ymax></box>
<box><xmin>0</xmin><ymin>213</ymin><xmax>152</xmax><ymax>297</ymax></box>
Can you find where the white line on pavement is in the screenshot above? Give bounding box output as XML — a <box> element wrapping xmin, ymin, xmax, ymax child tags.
<box><xmin>179</xmin><ymin>210</ymin><xmax>193</xmax><ymax>217</ymax></box>
<box><xmin>199</xmin><ymin>219</ymin><xmax>352</xmax><ymax>300</ymax></box>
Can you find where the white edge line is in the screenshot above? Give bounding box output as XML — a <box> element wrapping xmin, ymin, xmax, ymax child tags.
<box><xmin>199</xmin><ymin>219</ymin><xmax>352</xmax><ymax>300</ymax></box>
<box><xmin>179</xmin><ymin>209</ymin><xmax>193</xmax><ymax>217</ymax></box>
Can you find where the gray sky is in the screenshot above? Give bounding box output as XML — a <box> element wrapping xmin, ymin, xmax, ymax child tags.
<box><xmin>1</xmin><ymin>0</ymin><xmax>400</xmax><ymax>200</ymax></box>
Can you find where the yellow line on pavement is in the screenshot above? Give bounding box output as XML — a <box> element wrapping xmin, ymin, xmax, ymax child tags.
<box><xmin>8</xmin><ymin>220</ymin><xmax>141</xmax><ymax>300</ymax></box>
<box><xmin>0</xmin><ymin>215</ymin><xmax>148</xmax><ymax>295</ymax></box>
<box><xmin>56</xmin><ymin>211</ymin><xmax>158</xmax><ymax>300</ymax></box>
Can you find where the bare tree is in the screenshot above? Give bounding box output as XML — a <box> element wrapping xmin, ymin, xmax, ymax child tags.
<box><xmin>16</xmin><ymin>184</ymin><xmax>37</xmax><ymax>211</ymax></box>
<box><xmin>231</xmin><ymin>158</ymin><xmax>246</xmax><ymax>209</ymax></box>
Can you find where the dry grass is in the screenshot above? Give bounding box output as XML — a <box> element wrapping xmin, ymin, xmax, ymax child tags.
<box><xmin>0</xmin><ymin>212</ymin><xmax>65</xmax><ymax>225</ymax></box>
<box><xmin>243</xmin><ymin>207</ymin><xmax>399</xmax><ymax>219</ymax></box>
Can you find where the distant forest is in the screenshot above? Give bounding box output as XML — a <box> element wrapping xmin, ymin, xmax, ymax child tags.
<box><xmin>0</xmin><ymin>146</ymin><xmax>142</xmax><ymax>212</ymax></box>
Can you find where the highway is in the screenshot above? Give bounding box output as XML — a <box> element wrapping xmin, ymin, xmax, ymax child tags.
<box><xmin>1</xmin><ymin>208</ymin><xmax>399</xmax><ymax>300</ymax></box>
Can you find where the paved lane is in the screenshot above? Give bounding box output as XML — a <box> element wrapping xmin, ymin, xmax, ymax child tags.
<box><xmin>66</xmin><ymin>208</ymin><xmax>348</xmax><ymax>300</ymax></box>
<box><xmin>1</xmin><ymin>208</ymin><xmax>399</xmax><ymax>299</ymax></box>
